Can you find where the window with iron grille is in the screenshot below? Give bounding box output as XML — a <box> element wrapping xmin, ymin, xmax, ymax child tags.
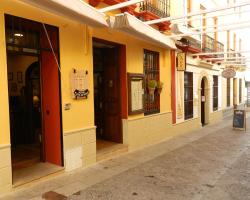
<box><xmin>144</xmin><ymin>49</ymin><xmax>160</xmax><ymax>115</ymax></box>
<box><xmin>227</xmin><ymin>78</ymin><xmax>231</xmax><ymax>107</ymax></box>
<box><xmin>213</xmin><ymin>76</ymin><xmax>218</xmax><ymax>111</ymax></box>
<box><xmin>239</xmin><ymin>79</ymin><xmax>242</xmax><ymax>103</ymax></box>
<box><xmin>184</xmin><ymin>72</ymin><xmax>193</xmax><ymax>120</ymax></box>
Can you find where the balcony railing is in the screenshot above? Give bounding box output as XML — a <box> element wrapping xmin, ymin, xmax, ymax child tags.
<box><xmin>216</xmin><ymin>41</ymin><xmax>224</xmax><ymax>58</ymax></box>
<box><xmin>139</xmin><ymin>0</ymin><xmax>170</xmax><ymax>18</ymax></box>
<box><xmin>176</xmin><ymin>37</ymin><xmax>201</xmax><ymax>53</ymax></box>
<box><xmin>217</xmin><ymin>41</ymin><xmax>224</xmax><ymax>52</ymax></box>
<box><xmin>202</xmin><ymin>34</ymin><xmax>214</xmax><ymax>53</ymax></box>
<box><xmin>189</xmin><ymin>39</ymin><xmax>201</xmax><ymax>50</ymax></box>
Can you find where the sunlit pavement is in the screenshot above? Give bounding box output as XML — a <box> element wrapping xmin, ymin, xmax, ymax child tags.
<box><xmin>2</xmin><ymin>114</ymin><xmax>250</xmax><ymax>200</ymax></box>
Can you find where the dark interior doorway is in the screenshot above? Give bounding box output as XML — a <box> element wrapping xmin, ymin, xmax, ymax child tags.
<box><xmin>93</xmin><ymin>39</ymin><xmax>122</xmax><ymax>145</ymax></box>
<box><xmin>5</xmin><ymin>14</ymin><xmax>63</xmax><ymax>185</ymax></box>
<box><xmin>201</xmin><ymin>77</ymin><xmax>205</xmax><ymax>126</ymax></box>
<box><xmin>8</xmin><ymin>57</ymin><xmax>41</xmax><ymax>170</ymax></box>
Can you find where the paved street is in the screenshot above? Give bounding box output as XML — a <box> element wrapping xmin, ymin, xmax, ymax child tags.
<box><xmin>2</xmin><ymin>115</ymin><xmax>250</xmax><ymax>200</ymax></box>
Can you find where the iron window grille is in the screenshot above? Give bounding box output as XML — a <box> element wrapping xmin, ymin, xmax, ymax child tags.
<box><xmin>184</xmin><ymin>72</ymin><xmax>193</xmax><ymax>120</ymax></box>
<box><xmin>144</xmin><ymin>49</ymin><xmax>160</xmax><ymax>115</ymax></box>
<box><xmin>213</xmin><ymin>76</ymin><xmax>219</xmax><ymax>111</ymax></box>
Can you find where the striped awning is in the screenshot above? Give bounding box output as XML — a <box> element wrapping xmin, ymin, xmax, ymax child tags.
<box><xmin>18</xmin><ymin>0</ymin><xmax>108</xmax><ymax>27</ymax></box>
<box><xmin>112</xmin><ymin>13</ymin><xmax>176</xmax><ymax>49</ymax></box>
<box><xmin>171</xmin><ymin>24</ymin><xmax>201</xmax><ymax>42</ymax></box>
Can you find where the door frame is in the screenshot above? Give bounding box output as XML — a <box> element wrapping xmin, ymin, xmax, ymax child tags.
<box><xmin>4</xmin><ymin>14</ymin><xmax>64</xmax><ymax>169</ymax></box>
<box><xmin>92</xmin><ymin>38</ymin><xmax>127</xmax><ymax>143</ymax></box>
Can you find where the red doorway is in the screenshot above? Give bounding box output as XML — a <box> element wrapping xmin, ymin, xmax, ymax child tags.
<box><xmin>93</xmin><ymin>38</ymin><xmax>128</xmax><ymax>160</ymax></box>
<box><xmin>5</xmin><ymin>15</ymin><xmax>63</xmax><ymax>185</ymax></box>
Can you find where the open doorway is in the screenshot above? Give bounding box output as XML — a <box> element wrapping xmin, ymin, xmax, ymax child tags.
<box><xmin>5</xmin><ymin>15</ymin><xmax>63</xmax><ymax>186</ymax></box>
<box><xmin>233</xmin><ymin>78</ymin><xmax>237</xmax><ymax>108</ymax></box>
<box><xmin>93</xmin><ymin>39</ymin><xmax>127</xmax><ymax>161</ymax></box>
<box><xmin>200</xmin><ymin>76</ymin><xmax>209</xmax><ymax>126</ymax></box>
<box><xmin>8</xmin><ymin>56</ymin><xmax>41</xmax><ymax>170</ymax></box>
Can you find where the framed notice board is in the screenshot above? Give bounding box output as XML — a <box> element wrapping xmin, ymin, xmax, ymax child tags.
<box><xmin>127</xmin><ymin>73</ymin><xmax>145</xmax><ymax>115</ymax></box>
<box><xmin>233</xmin><ymin>110</ymin><xmax>246</xmax><ymax>131</ymax></box>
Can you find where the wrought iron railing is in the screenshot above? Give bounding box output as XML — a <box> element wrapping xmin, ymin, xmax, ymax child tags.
<box><xmin>176</xmin><ymin>37</ymin><xmax>201</xmax><ymax>51</ymax></box>
<box><xmin>216</xmin><ymin>41</ymin><xmax>224</xmax><ymax>58</ymax></box>
<box><xmin>139</xmin><ymin>0</ymin><xmax>170</xmax><ymax>18</ymax></box>
<box><xmin>189</xmin><ymin>40</ymin><xmax>201</xmax><ymax>50</ymax></box>
<box><xmin>202</xmin><ymin>34</ymin><xmax>214</xmax><ymax>52</ymax></box>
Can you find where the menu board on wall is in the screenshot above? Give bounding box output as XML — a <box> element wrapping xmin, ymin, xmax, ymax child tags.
<box><xmin>71</xmin><ymin>69</ymin><xmax>89</xmax><ymax>99</ymax></box>
<box><xmin>127</xmin><ymin>73</ymin><xmax>144</xmax><ymax>115</ymax></box>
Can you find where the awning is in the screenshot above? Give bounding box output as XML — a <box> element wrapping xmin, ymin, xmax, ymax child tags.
<box><xmin>18</xmin><ymin>0</ymin><xmax>108</xmax><ymax>27</ymax></box>
<box><xmin>112</xmin><ymin>13</ymin><xmax>176</xmax><ymax>49</ymax></box>
<box><xmin>171</xmin><ymin>24</ymin><xmax>201</xmax><ymax>42</ymax></box>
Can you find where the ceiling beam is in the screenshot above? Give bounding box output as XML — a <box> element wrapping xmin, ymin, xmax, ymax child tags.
<box><xmin>168</xmin><ymin>23</ymin><xmax>250</xmax><ymax>38</ymax></box>
<box><xmin>181</xmin><ymin>20</ymin><xmax>250</xmax><ymax>33</ymax></box>
<box><xmin>145</xmin><ymin>1</ymin><xmax>250</xmax><ymax>25</ymax></box>
<box><xmin>172</xmin><ymin>8</ymin><xmax>250</xmax><ymax>24</ymax></box>
<box><xmin>192</xmin><ymin>50</ymin><xmax>250</xmax><ymax>56</ymax></box>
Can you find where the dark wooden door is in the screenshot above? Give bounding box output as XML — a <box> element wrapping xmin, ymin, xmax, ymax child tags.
<box><xmin>103</xmin><ymin>48</ymin><xmax>122</xmax><ymax>143</ymax></box>
<box><xmin>201</xmin><ymin>78</ymin><xmax>205</xmax><ymax>126</ymax></box>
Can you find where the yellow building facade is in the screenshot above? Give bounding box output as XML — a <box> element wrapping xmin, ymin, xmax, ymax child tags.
<box><xmin>0</xmin><ymin>0</ymin><xmax>246</xmax><ymax>195</ymax></box>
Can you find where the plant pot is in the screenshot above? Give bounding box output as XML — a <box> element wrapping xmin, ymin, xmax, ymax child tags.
<box><xmin>148</xmin><ymin>87</ymin><xmax>155</xmax><ymax>95</ymax></box>
<box><xmin>157</xmin><ymin>87</ymin><xmax>162</xmax><ymax>94</ymax></box>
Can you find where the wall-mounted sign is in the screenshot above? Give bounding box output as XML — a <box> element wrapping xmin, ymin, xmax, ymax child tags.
<box><xmin>222</xmin><ymin>68</ymin><xmax>236</xmax><ymax>78</ymax></box>
<box><xmin>71</xmin><ymin>69</ymin><xmax>89</xmax><ymax>99</ymax></box>
<box><xmin>177</xmin><ymin>52</ymin><xmax>186</xmax><ymax>71</ymax></box>
<box><xmin>127</xmin><ymin>73</ymin><xmax>144</xmax><ymax>115</ymax></box>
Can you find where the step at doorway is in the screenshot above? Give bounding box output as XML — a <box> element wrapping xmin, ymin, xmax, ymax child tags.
<box><xmin>96</xmin><ymin>140</ymin><xmax>128</xmax><ymax>162</ymax></box>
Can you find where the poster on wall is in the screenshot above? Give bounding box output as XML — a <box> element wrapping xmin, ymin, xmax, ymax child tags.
<box><xmin>177</xmin><ymin>52</ymin><xmax>186</xmax><ymax>71</ymax></box>
<box><xmin>127</xmin><ymin>73</ymin><xmax>144</xmax><ymax>115</ymax></box>
<box><xmin>71</xmin><ymin>69</ymin><xmax>89</xmax><ymax>99</ymax></box>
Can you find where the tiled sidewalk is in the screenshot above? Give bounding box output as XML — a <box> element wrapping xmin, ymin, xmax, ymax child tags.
<box><xmin>1</xmin><ymin>115</ymin><xmax>250</xmax><ymax>200</ymax></box>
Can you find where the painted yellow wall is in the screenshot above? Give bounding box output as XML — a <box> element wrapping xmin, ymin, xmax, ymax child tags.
<box><xmin>92</xmin><ymin>27</ymin><xmax>172</xmax><ymax>119</ymax></box>
<box><xmin>0</xmin><ymin>0</ymin><xmax>173</xmax><ymax>142</ymax></box>
<box><xmin>0</xmin><ymin>0</ymin><xmax>94</xmax><ymax>138</ymax></box>
<box><xmin>0</xmin><ymin>12</ymin><xmax>10</xmax><ymax>144</ymax></box>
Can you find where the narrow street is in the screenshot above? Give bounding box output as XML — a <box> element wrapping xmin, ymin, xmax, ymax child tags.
<box><xmin>2</xmin><ymin>115</ymin><xmax>250</xmax><ymax>200</ymax></box>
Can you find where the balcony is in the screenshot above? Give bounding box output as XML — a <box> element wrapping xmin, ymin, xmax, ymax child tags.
<box><xmin>202</xmin><ymin>34</ymin><xmax>215</xmax><ymax>53</ymax></box>
<box><xmin>136</xmin><ymin>0</ymin><xmax>171</xmax><ymax>31</ymax></box>
<box><xmin>215</xmin><ymin>41</ymin><xmax>224</xmax><ymax>60</ymax></box>
<box><xmin>175</xmin><ymin>37</ymin><xmax>201</xmax><ymax>53</ymax></box>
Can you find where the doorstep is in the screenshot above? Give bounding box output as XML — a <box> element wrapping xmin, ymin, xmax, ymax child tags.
<box><xmin>96</xmin><ymin>140</ymin><xmax>128</xmax><ymax>162</ymax></box>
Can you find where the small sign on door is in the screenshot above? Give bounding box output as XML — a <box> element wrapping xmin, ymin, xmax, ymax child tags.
<box><xmin>201</xmin><ymin>96</ymin><xmax>205</xmax><ymax>102</ymax></box>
